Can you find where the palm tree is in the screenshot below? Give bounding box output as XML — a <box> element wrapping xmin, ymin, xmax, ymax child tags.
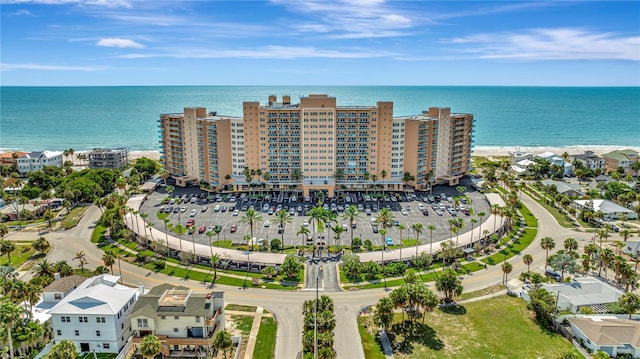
<box><xmin>0</xmin><ymin>299</ymin><xmax>23</xmax><ymax>359</ymax></box>
<box><xmin>380</xmin><ymin>169</ymin><xmax>387</xmax><ymax>196</ymax></box>
<box><xmin>240</xmin><ymin>208</ymin><xmax>262</xmax><ymax>241</ymax></box>
<box><xmin>0</xmin><ymin>240</ymin><xmax>16</xmax><ymax>264</ymax></box>
<box><xmin>501</xmin><ymin>261</ymin><xmax>513</xmax><ymax>285</ymax></box>
<box><xmin>620</xmin><ymin>229</ymin><xmax>633</xmax><ymax>242</ymax></box>
<box><xmin>540</xmin><ymin>237</ymin><xmax>555</xmax><ymax>270</ymax></box>
<box><xmin>412</xmin><ymin>222</ymin><xmax>423</xmax><ymax>259</ymax></box>
<box><xmin>341</xmin><ymin>205</ymin><xmax>361</xmax><ymax>247</ymax></box>
<box><xmin>491</xmin><ymin>204</ymin><xmax>502</xmax><ymax>232</ymax></box>
<box><xmin>297</xmin><ymin>225</ymin><xmax>310</xmax><ymax>249</ymax></box>
<box><xmin>398</xmin><ymin>223</ymin><xmax>406</xmax><ymax>262</ymax></box>
<box><xmin>205</xmin><ymin>230</ymin><xmax>215</xmax><ymax>260</ymax></box>
<box><xmin>618</xmin><ymin>292</ymin><xmax>640</xmax><ymax>319</ymax></box>
<box><xmin>427</xmin><ymin>223</ymin><xmax>436</xmax><ymax>257</ymax></box>
<box><xmin>102</xmin><ymin>251</ymin><xmax>115</xmax><ymax>274</ymax></box>
<box><xmin>73</xmin><ymin>251</ymin><xmax>87</xmax><ymax>274</ymax></box>
<box><xmin>139</xmin><ymin>334</ymin><xmax>161</xmax><ymax>359</ymax></box>
<box><xmin>522</xmin><ymin>254</ymin><xmax>533</xmax><ymax>272</ymax></box>
<box><xmin>476</xmin><ymin>211</ymin><xmax>486</xmax><ymax>242</ymax></box>
<box><xmin>373</xmin><ymin>297</ymin><xmax>394</xmax><ymax>331</ymax></box>
<box><xmin>275</xmin><ymin>209</ymin><xmax>292</xmax><ymax>252</ymax></box>
<box><xmin>0</xmin><ymin>224</ymin><xmax>8</xmax><ymax>240</ymax></box>
<box><xmin>211</xmin><ymin>254</ymin><xmax>221</xmax><ymax>284</ymax></box>
<box><xmin>55</xmin><ymin>260</ymin><xmax>73</xmax><ymax>277</ymax></box>
<box><xmin>331</xmin><ymin>224</ymin><xmax>345</xmax><ymax>256</ymax></box>
<box><xmin>379</xmin><ymin>228</ymin><xmax>388</xmax><ymax>288</ymax></box>
<box><xmin>172</xmin><ymin>223</ymin><xmax>187</xmax><ymax>254</ymax></box>
<box><xmin>32</xmin><ymin>237</ymin><xmax>50</xmax><ymax>255</ymax></box>
<box><xmin>600</xmin><ymin>248</ymin><xmax>615</xmax><ymax>280</ymax></box>
<box><xmin>435</xmin><ymin>269</ymin><xmax>463</xmax><ymax>303</ymax></box>
<box><xmin>307</xmin><ymin>206</ymin><xmax>327</xmax><ymax>255</ymax></box>
<box><xmin>213</xmin><ymin>330</ymin><xmax>233</xmax><ymax>359</ymax></box>
<box><xmin>563</xmin><ymin>237</ymin><xmax>578</xmax><ymax>254</ymax></box>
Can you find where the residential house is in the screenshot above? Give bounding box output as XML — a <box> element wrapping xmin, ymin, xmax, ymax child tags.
<box><xmin>574</xmin><ymin>199</ymin><xmax>638</xmax><ymax>221</ymax></box>
<box><xmin>571</xmin><ymin>151</ymin><xmax>606</xmax><ymax>173</ymax></box>
<box><xmin>521</xmin><ymin>277</ymin><xmax>624</xmax><ymax>314</ymax></box>
<box><xmin>569</xmin><ymin>316</ymin><xmax>640</xmax><ymax>358</ymax></box>
<box><xmin>128</xmin><ymin>284</ymin><xmax>224</xmax><ymax>358</ymax></box>
<box><xmin>88</xmin><ymin>148</ymin><xmax>129</xmax><ymax>169</ymax></box>
<box><xmin>0</xmin><ymin>151</ymin><xmax>28</xmax><ymax>167</ymax></box>
<box><xmin>32</xmin><ymin>275</ymin><xmax>86</xmax><ymax>323</ymax></box>
<box><xmin>602</xmin><ymin>149</ymin><xmax>639</xmax><ymax>176</ymax></box>
<box><xmin>508</xmin><ymin>150</ymin><xmax>534</xmax><ymax>165</ymax></box>
<box><xmin>48</xmin><ymin>274</ymin><xmax>141</xmax><ymax>354</ymax></box>
<box><xmin>16</xmin><ymin>150</ymin><xmax>63</xmax><ymax>175</ymax></box>
<box><xmin>511</xmin><ymin>159</ymin><xmax>536</xmax><ymax>175</ymax></box>
<box><xmin>623</xmin><ymin>240</ymin><xmax>640</xmax><ymax>259</ymax></box>
<box><xmin>536</xmin><ymin>151</ymin><xmax>573</xmax><ymax>176</ymax></box>
<box><xmin>541</xmin><ymin>179</ymin><xmax>584</xmax><ymax>198</ymax></box>
<box><xmin>0</xmin><ymin>200</ymin><xmax>48</xmax><ymax>221</ymax></box>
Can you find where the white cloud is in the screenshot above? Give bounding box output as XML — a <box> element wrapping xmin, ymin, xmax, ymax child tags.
<box><xmin>10</xmin><ymin>9</ymin><xmax>34</xmax><ymax>16</ymax></box>
<box><xmin>1</xmin><ymin>63</ymin><xmax>107</xmax><ymax>71</ymax></box>
<box><xmin>97</xmin><ymin>37</ymin><xmax>144</xmax><ymax>48</ymax></box>
<box><xmin>3</xmin><ymin>0</ymin><xmax>132</xmax><ymax>7</ymax></box>
<box><xmin>447</xmin><ymin>28</ymin><xmax>640</xmax><ymax>61</ymax></box>
<box><xmin>117</xmin><ymin>45</ymin><xmax>393</xmax><ymax>60</ymax></box>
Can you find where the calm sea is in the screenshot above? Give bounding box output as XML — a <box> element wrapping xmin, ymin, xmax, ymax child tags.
<box><xmin>1</xmin><ymin>86</ymin><xmax>638</xmax><ymax>151</ymax></box>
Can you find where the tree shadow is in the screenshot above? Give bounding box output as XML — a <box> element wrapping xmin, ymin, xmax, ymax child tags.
<box><xmin>389</xmin><ymin>321</ymin><xmax>444</xmax><ymax>354</ymax></box>
<box><xmin>439</xmin><ymin>304</ymin><xmax>467</xmax><ymax>315</ymax></box>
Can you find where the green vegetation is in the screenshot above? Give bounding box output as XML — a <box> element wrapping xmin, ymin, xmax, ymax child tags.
<box><xmin>0</xmin><ymin>245</ymin><xmax>36</xmax><ymax>267</ymax></box>
<box><xmin>225</xmin><ymin>304</ymin><xmax>257</xmax><ymax>312</ymax></box>
<box><xmin>456</xmin><ymin>284</ymin><xmax>505</xmax><ymax>301</ymax></box>
<box><xmin>78</xmin><ymin>353</ymin><xmax>117</xmax><ymax>359</ymax></box>
<box><xmin>60</xmin><ymin>206</ymin><xmax>88</xmax><ymax>229</ymax></box>
<box><xmin>358</xmin><ymin>316</ymin><xmax>386</xmax><ymax>359</ymax></box>
<box><xmin>361</xmin><ymin>295</ymin><xmax>583</xmax><ymax>359</ymax></box>
<box><xmin>232</xmin><ymin>315</ymin><xmax>254</xmax><ymax>338</ymax></box>
<box><xmin>211</xmin><ymin>240</ymin><xmax>233</xmax><ymax>248</ymax></box>
<box><xmin>253</xmin><ymin>316</ymin><xmax>277</xmax><ymax>359</ymax></box>
<box><xmin>91</xmin><ymin>224</ymin><xmax>107</xmax><ymax>243</ymax></box>
<box><xmin>481</xmin><ymin>226</ymin><xmax>537</xmax><ymax>265</ymax></box>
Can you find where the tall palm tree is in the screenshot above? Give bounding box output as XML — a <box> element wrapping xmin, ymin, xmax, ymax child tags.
<box><xmin>211</xmin><ymin>254</ymin><xmax>221</xmax><ymax>284</ymax></box>
<box><xmin>412</xmin><ymin>223</ymin><xmax>424</xmax><ymax>258</ymax></box>
<box><xmin>297</xmin><ymin>225</ymin><xmax>310</xmax><ymax>249</ymax></box>
<box><xmin>0</xmin><ymin>299</ymin><xmax>23</xmax><ymax>359</ymax></box>
<box><xmin>426</xmin><ymin>224</ymin><xmax>436</xmax><ymax>257</ymax></box>
<box><xmin>307</xmin><ymin>206</ymin><xmax>328</xmax><ymax>255</ymax></box>
<box><xmin>476</xmin><ymin>211</ymin><xmax>486</xmax><ymax>242</ymax></box>
<box><xmin>139</xmin><ymin>334</ymin><xmax>161</xmax><ymax>359</ymax></box>
<box><xmin>490</xmin><ymin>204</ymin><xmax>501</xmax><ymax>232</ymax></box>
<box><xmin>0</xmin><ymin>240</ymin><xmax>16</xmax><ymax>264</ymax></box>
<box><xmin>435</xmin><ymin>269</ymin><xmax>463</xmax><ymax>303</ymax></box>
<box><xmin>213</xmin><ymin>330</ymin><xmax>233</xmax><ymax>359</ymax></box>
<box><xmin>275</xmin><ymin>209</ymin><xmax>292</xmax><ymax>252</ymax></box>
<box><xmin>331</xmin><ymin>224</ymin><xmax>345</xmax><ymax>256</ymax></box>
<box><xmin>563</xmin><ymin>237</ymin><xmax>578</xmax><ymax>254</ymax></box>
<box><xmin>501</xmin><ymin>261</ymin><xmax>513</xmax><ymax>285</ymax></box>
<box><xmin>73</xmin><ymin>251</ymin><xmax>87</xmax><ymax>274</ymax></box>
<box><xmin>240</xmin><ymin>208</ymin><xmax>262</xmax><ymax>241</ymax></box>
<box><xmin>162</xmin><ymin>218</ymin><xmax>171</xmax><ymax>255</ymax></box>
<box><xmin>540</xmin><ymin>237</ymin><xmax>555</xmax><ymax>270</ymax></box>
<box><xmin>398</xmin><ymin>223</ymin><xmax>406</xmax><ymax>262</ymax></box>
<box><xmin>205</xmin><ymin>230</ymin><xmax>215</xmax><ymax>260</ymax></box>
<box><xmin>380</xmin><ymin>170</ymin><xmax>387</xmax><ymax>196</ymax></box>
<box><xmin>523</xmin><ymin>254</ymin><xmax>533</xmax><ymax>272</ymax></box>
<box><xmin>618</xmin><ymin>292</ymin><xmax>640</xmax><ymax>319</ymax></box>
<box><xmin>341</xmin><ymin>205</ymin><xmax>361</xmax><ymax>247</ymax></box>
<box><xmin>102</xmin><ymin>252</ymin><xmax>115</xmax><ymax>274</ymax></box>
<box><xmin>172</xmin><ymin>223</ymin><xmax>187</xmax><ymax>254</ymax></box>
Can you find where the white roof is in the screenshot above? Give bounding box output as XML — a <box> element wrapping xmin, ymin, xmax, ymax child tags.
<box><xmin>574</xmin><ymin>199</ymin><xmax>635</xmax><ymax>215</ymax></box>
<box><xmin>511</xmin><ymin>165</ymin><xmax>527</xmax><ymax>174</ymax></box>
<box><xmin>543</xmin><ymin>277</ymin><xmax>623</xmax><ymax>307</ymax></box>
<box><xmin>49</xmin><ymin>274</ymin><xmax>138</xmax><ymax>316</ymax></box>
<box><xmin>516</xmin><ymin>159</ymin><xmax>536</xmax><ymax>167</ymax></box>
<box><xmin>536</xmin><ymin>151</ymin><xmax>558</xmax><ymax>159</ymax></box>
<box><xmin>20</xmin><ymin>150</ymin><xmax>63</xmax><ymax>160</ymax></box>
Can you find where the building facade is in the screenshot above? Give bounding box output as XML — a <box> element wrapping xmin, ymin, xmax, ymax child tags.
<box><xmin>128</xmin><ymin>284</ymin><xmax>224</xmax><ymax>358</ymax></box>
<box><xmin>88</xmin><ymin>148</ymin><xmax>129</xmax><ymax>169</ymax></box>
<box><xmin>159</xmin><ymin>94</ymin><xmax>474</xmax><ymax>195</ymax></box>
<box><xmin>602</xmin><ymin>149</ymin><xmax>639</xmax><ymax>176</ymax></box>
<box><xmin>48</xmin><ymin>274</ymin><xmax>141</xmax><ymax>354</ymax></box>
<box><xmin>16</xmin><ymin>150</ymin><xmax>63</xmax><ymax>175</ymax></box>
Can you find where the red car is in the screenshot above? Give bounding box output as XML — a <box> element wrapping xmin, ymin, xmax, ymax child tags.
<box><xmin>230</xmin><ymin>224</ymin><xmax>237</xmax><ymax>233</ymax></box>
<box><xmin>186</xmin><ymin>219</ymin><xmax>195</xmax><ymax>227</ymax></box>
<box><xmin>198</xmin><ymin>226</ymin><xmax>206</xmax><ymax>234</ymax></box>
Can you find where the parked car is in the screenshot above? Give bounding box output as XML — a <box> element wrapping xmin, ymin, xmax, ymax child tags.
<box><xmin>186</xmin><ymin>219</ymin><xmax>195</xmax><ymax>227</ymax></box>
<box><xmin>384</xmin><ymin>237</ymin><xmax>394</xmax><ymax>246</ymax></box>
<box><xmin>230</xmin><ymin>224</ymin><xmax>237</xmax><ymax>233</ymax></box>
<box><xmin>198</xmin><ymin>226</ymin><xmax>206</xmax><ymax>234</ymax></box>
<box><xmin>189</xmin><ymin>209</ymin><xmax>197</xmax><ymax>217</ymax></box>
<box><xmin>264</xmin><ymin>220</ymin><xmax>270</xmax><ymax>227</ymax></box>
<box><xmin>201</xmin><ymin>206</ymin><xmax>208</xmax><ymax>212</ymax></box>
<box><xmin>232</xmin><ymin>210</ymin><xmax>240</xmax><ymax>216</ymax></box>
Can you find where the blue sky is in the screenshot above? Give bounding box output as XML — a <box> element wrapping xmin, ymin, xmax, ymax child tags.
<box><xmin>1</xmin><ymin>0</ymin><xmax>639</xmax><ymax>86</ymax></box>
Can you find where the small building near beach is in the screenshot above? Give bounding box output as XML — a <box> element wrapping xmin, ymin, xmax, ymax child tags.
<box><xmin>573</xmin><ymin>199</ymin><xmax>638</xmax><ymax>221</ymax></box>
<box><xmin>521</xmin><ymin>277</ymin><xmax>623</xmax><ymax>314</ymax></box>
<box><xmin>16</xmin><ymin>150</ymin><xmax>63</xmax><ymax>175</ymax></box>
<box><xmin>568</xmin><ymin>316</ymin><xmax>640</xmax><ymax>358</ymax></box>
<box><xmin>570</xmin><ymin>151</ymin><xmax>606</xmax><ymax>172</ymax></box>
<box><xmin>602</xmin><ymin>149</ymin><xmax>639</xmax><ymax>176</ymax></box>
<box><xmin>88</xmin><ymin>148</ymin><xmax>129</xmax><ymax>169</ymax></box>
<box><xmin>541</xmin><ymin>179</ymin><xmax>584</xmax><ymax>198</ymax></box>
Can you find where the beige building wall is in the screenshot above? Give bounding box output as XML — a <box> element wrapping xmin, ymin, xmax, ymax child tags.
<box><xmin>242</xmin><ymin>101</ymin><xmax>261</xmax><ymax>175</ymax></box>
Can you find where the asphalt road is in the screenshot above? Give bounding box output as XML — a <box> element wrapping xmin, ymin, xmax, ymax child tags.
<box><xmin>8</xmin><ymin>188</ymin><xmax>598</xmax><ymax>359</ymax></box>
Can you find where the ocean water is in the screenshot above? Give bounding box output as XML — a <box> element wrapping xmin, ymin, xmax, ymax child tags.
<box><xmin>1</xmin><ymin>86</ymin><xmax>639</xmax><ymax>151</ymax></box>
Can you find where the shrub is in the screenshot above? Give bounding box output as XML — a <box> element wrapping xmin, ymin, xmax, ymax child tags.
<box><xmin>153</xmin><ymin>260</ymin><xmax>166</xmax><ymax>269</ymax></box>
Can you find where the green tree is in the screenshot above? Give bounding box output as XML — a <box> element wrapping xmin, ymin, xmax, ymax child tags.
<box><xmin>373</xmin><ymin>297</ymin><xmax>394</xmax><ymax>331</ymax></box>
<box><xmin>563</xmin><ymin>237</ymin><xmax>578</xmax><ymax>254</ymax></box>
<box><xmin>341</xmin><ymin>204</ymin><xmax>361</xmax><ymax>244</ymax></box>
<box><xmin>331</xmin><ymin>224</ymin><xmax>345</xmax><ymax>255</ymax></box>
<box><xmin>528</xmin><ymin>287</ymin><xmax>556</xmax><ymax>328</ymax></box>
<box><xmin>435</xmin><ymin>269</ymin><xmax>463</xmax><ymax>303</ymax></box>
<box><xmin>280</xmin><ymin>254</ymin><xmax>303</xmax><ymax>279</ymax></box>
<box><xmin>0</xmin><ymin>240</ymin><xmax>16</xmax><ymax>264</ymax></box>
<box><xmin>211</xmin><ymin>254</ymin><xmax>221</xmax><ymax>283</ymax></box>
<box><xmin>501</xmin><ymin>261</ymin><xmax>513</xmax><ymax>285</ymax></box>
<box><xmin>0</xmin><ymin>299</ymin><xmax>23</xmax><ymax>359</ymax></box>
<box><xmin>550</xmin><ymin>252</ymin><xmax>577</xmax><ymax>281</ymax></box>
<box><xmin>139</xmin><ymin>334</ymin><xmax>161</xmax><ymax>359</ymax></box>
<box><xmin>102</xmin><ymin>251</ymin><xmax>115</xmax><ymax>275</ymax></box>
<box><xmin>275</xmin><ymin>209</ymin><xmax>292</xmax><ymax>252</ymax></box>
<box><xmin>172</xmin><ymin>223</ymin><xmax>187</xmax><ymax>254</ymax></box>
<box><xmin>0</xmin><ymin>224</ymin><xmax>8</xmax><ymax>240</ymax></box>
<box><xmin>412</xmin><ymin>222</ymin><xmax>424</xmax><ymax>258</ymax></box>
<box><xmin>213</xmin><ymin>330</ymin><xmax>233</xmax><ymax>359</ymax></box>
<box><xmin>341</xmin><ymin>253</ymin><xmax>362</xmax><ymax>280</ymax></box>
<box><xmin>240</xmin><ymin>208</ymin><xmax>263</xmax><ymax>241</ymax></box>
<box><xmin>618</xmin><ymin>292</ymin><xmax>640</xmax><ymax>319</ymax></box>
<box><xmin>522</xmin><ymin>254</ymin><xmax>533</xmax><ymax>272</ymax></box>
<box><xmin>73</xmin><ymin>251</ymin><xmax>87</xmax><ymax>274</ymax></box>
<box><xmin>32</xmin><ymin>237</ymin><xmax>50</xmax><ymax>255</ymax></box>
<box><xmin>540</xmin><ymin>237</ymin><xmax>555</xmax><ymax>270</ymax></box>
<box><xmin>44</xmin><ymin>339</ymin><xmax>78</xmax><ymax>359</ymax></box>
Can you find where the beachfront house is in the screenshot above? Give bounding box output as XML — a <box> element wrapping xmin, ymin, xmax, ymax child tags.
<box><xmin>536</xmin><ymin>151</ymin><xmax>573</xmax><ymax>176</ymax></box>
<box><xmin>88</xmin><ymin>148</ymin><xmax>129</xmax><ymax>169</ymax></box>
<box><xmin>568</xmin><ymin>317</ymin><xmax>640</xmax><ymax>358</ymax></box>
<box><xmin>570</xmin><ymin>151</ymin><xmax>606</xmax><ymax>173</ymax></box>
<box><xmin>602</xmin><ymin>149</ymin><xmax>639</xmax><ymax>176</ymax></box>
<box><xmin>573</xmin><ymin>199</ymin><xmax>638</xmax><ymax>221</ymax></box>
<box><xmin>16</xmin><ymin>150</ymin><xmax>63</xmax><ymax>175</ymax></box>
<box><xmin>47</xmin><ymin>274</ymin><xmax>141</xmax><ymax>355</ymax></box>
<box><xmin>128</xmin><ymin>284</ymin><xmax>225</xmax><ymax>358</ymax></box>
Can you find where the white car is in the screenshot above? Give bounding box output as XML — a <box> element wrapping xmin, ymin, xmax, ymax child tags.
<box><xmin>401</xmin><ymin>209</ymin><xmax>408</xmax><ymax>216</ymax></box>
<box><xmin>263</xmin><ymin>220</ymin><xmax>270</xmax><ymax>227</ymax></box>
<box><xmin>189</xmin><ymin>209</ymin><xmax>197</xmax><ymax>217</ymax></box>
<box><xmin>180</xmin><ymin>206</ymin><xmax>187</xmax><ymax>213</ymax></box>
<box><xmin>232</xmin><ymin>210</ymin><xmax>239</xmax><ymax>216</ymax></box>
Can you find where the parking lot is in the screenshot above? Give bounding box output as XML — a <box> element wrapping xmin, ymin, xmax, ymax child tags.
<box><xmin>141</xmin><ymin>178</ymin><xmax>491</xmax><ymax>249</ymax></box>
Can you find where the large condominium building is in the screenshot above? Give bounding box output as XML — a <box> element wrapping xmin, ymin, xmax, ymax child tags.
<box><xmin>159</xmin><ymin>94</ymin><xmax>474</xmax><ymax>195</ymax></box>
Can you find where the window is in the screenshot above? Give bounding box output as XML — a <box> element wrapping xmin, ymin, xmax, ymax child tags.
<box><xmin>54</xmin><ymin>293</ymin><xmax>62</xmax><ymax>300</ymax></box>
<box><xmin>56</xmin><ymin>330</ymin><xmax>61</xmax><ymax>336</ymax></box>
<box><xmin>96</xmin><ymin>317</ymin><xmax>106</xmax><ymax>323</ymax></box>
<box><xmin>75</xmin><ymin>330</ymin><xmax>79</xmax><ymax>336</ymax></box>
<box><xmin>174</xmin><ymin>316</ymin><xmax>179</xmax><ymax>320</ymax></box>
<box><xmin>96</xmin><ymin>330</ymin><xmax>101</xmax><ymax>337</ymax></box>
<box><xmin>61</xmin><ymin>316</ymin><xmax>70</xmax><ymax>323</ymax></box>
<box><xmin>79</xmin><ymin>316</ymin><xmax>88</xmax><ymax>323</ymax></box>
<box><xmin>103</xmin><ymin>343</ymin><xmax>110</xmax><ymax>349</ymax></box>
<box><xmin>137</xmin><ymin>319</ymin><xmax>148</xmax><ymax>328</ymax></box>
<box><xmin>161</xmin><ymin>316</ymin><xmax>166</xmax><ymax>320</ymax></box>
<box><xmin>195</xmin><ymin>316</ymin><xmax>201</xmax><ymax>323</ymax></box>
<box><xmin>173</xmin><ymin>328</ymin><xmax>179</xmax><ymax>333</ymax></box>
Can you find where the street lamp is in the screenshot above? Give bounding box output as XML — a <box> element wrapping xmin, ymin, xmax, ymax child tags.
<box><xmin>314</xmin><ymin>264</ymin><xmax>324</xmax><ymax>359</ymax></box>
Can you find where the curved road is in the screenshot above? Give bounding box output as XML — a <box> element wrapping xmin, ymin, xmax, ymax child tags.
<box><xmin>9</xmin><ymin>189</ymin><xmax>588</xmax><ymax>359</ymax></box>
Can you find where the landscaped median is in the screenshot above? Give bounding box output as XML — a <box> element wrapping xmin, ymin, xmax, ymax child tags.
<box><xmin>90</xmin><ymin>223</ymin><xmax>304</xmax><ymax>290</ymax></box>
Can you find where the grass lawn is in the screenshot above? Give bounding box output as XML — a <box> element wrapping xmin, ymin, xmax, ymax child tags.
<box><xmin>61</xmin><ymin>206</ymin><xmax>89</xmax><ymax>229</ymax></box>
<box><xmin>0</xmin><ymin>245</ymin><xmax>37</xmax><ymax>267</ymax></box>
<box><xmin>358</xmin><ymin>316</ymin><xmax>387</xmax><ymax>359</ymax></box>
<box><xmin>253</xmin><ymin>316</ymin><xmax>277</xmax><ymax>359</ymax></box>
<box><xmin>91</xmin><ymin>224</ymin><xmax>107</xmax><ymax>243</ymax></box>
<box><xmin>225</xmin><ymin>304</ymin><xmax>257</xmax><ymax>312</ymax></box>
<box><xmin>231</xmin><ymin>315</ymin><xmax>254</xmax><ymax>338</ymax></box>
<box><xmin>360</xmin><ymin>295</ymin><xmax>583</xmax><ymax>359</ymax></box>
<box><xmin>78</xmin><ymin>353</ymin><xmax>117</xmax><ymax>359</ymax></box>
<box><xmin>211</xmin><ymin>240</ymin><xmax>233</xmax><ymax>248</ymax></box>
<box><xmin>456</xmin><ymin>284</ymin><xmax>505</xmax><ymax>301</ymax></box>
